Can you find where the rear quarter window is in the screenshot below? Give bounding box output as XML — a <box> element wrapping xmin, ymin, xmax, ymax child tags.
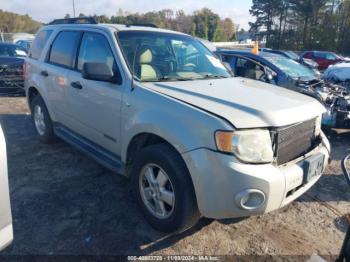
<box><xmin>29</xmin><ymin>30</ymin><xmax>53</xmax><ymax>60</ymax></box>
<box><xmin>48</xmin><ymin>31</ymin><xmax>81</xmax><ymax>68</ymax></box>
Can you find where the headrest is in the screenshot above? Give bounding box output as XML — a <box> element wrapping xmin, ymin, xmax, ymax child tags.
<box><xmin>139</xmin><ymin>48</ymin><xmax>153</xmax><ymax>64</ymax></box>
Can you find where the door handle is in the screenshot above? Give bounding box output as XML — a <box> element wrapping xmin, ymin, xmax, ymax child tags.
<box><xmin>40</xmin><ymin>71</ymin><xmax>48</xmax><ymax>77</ymax></box>
<box><xmin>71</xmin><ymin>81</ymin><xmax>83</xmax><ymax>90</ymax></box>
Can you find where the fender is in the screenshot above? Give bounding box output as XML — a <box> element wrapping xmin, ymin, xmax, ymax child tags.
<box><xmin>120</xmin><ymin>85</ymin><xmax>233</xmax><ymax>163</ymax></box>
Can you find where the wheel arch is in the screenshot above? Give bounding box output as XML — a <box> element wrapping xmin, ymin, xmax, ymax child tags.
<box><xmin>125</xmin><ymin>132</ymin><xmax>182</xmax><ymax>175</ymax></box>
<box><xmin>27</xmin><ymin>86</ymin><xmax>40</xmax><ymax>106</ymax></box>
<box><xmin>125</xmin><ymin>132</ymin><xmax>199</xmax><ymax>212</ymax></box>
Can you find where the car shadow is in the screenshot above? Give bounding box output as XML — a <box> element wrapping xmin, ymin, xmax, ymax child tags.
<box><xmin>0</xmin><ymin>113</ymin><xmax>348</xmax><ymax>256</ymax></box>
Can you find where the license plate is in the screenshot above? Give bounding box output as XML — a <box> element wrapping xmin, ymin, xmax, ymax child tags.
<box><xmin>303</xmin><ymin>153</ymin><xmax>325</xmax><ymax>183</ymax></box>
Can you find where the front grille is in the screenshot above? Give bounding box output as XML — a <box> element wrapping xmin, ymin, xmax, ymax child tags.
<box><xmin>275</xmin><ymin>118</ymin><xmax>316</xmax><ymax>165</ymax></box>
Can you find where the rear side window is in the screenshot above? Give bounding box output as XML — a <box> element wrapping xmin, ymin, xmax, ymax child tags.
<box><xmin>29</xmin><ymin>30</ymin><xmax>52</xmax><ymax>60</ymax></box>
<box><xmin>48</xmin><ymin>31</ymin><xmax>81</xmax><ymax>68</ymax></box>
<box><xmin>77</xmin><ymin>32</ymin><xmax>116</xmax><ymax>71</ymax></box>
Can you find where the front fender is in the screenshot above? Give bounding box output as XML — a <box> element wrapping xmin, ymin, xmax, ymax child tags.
<box><xmin>120</xmin><ymin>86</ymin><xmax>233</xmax><ymax>163</ymax></box>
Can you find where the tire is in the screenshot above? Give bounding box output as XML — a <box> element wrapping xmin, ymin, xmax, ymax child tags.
<box><xmin>30</xmin><ymin>95</ymin><xmax>57</xmax><ymax>143</ymax></box>
<box><xmin>131</xmin><ymin>143</ymin><xmax>199</xmax><ymax>233</ymax></box>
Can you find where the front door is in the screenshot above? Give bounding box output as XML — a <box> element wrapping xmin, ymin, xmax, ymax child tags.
<box><xmin>66</xmin><ymin>31</ymin><xmax>124</xmax><ymax>155</ymax></box>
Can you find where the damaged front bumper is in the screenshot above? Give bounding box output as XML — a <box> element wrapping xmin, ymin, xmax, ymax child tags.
<box><xmin>296</xmin><ymin>79</ymin><xmax>350</xmax><ymax>128</ymax></box>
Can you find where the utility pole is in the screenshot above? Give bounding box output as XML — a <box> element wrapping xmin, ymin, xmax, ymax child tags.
<box><xmin>73</xmin><ymin>0</ymin><xmax>76</xmax><ymax>18</ymax></box>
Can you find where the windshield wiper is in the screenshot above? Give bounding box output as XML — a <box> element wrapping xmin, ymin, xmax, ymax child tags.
<box><xmin>156</xmin><ymin>76</ymin><xmax>196</xmax><ymax>81</ymax></box>
<box><xmin>200</xmin><ymin>74</ymin><xmax>229</xmax><ymax>79</ymax></box>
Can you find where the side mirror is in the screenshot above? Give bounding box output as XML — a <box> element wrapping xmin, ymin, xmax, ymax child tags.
<box><xmin>82</xmin><ymin>62</ymin><xmax>121</xmax><ymax>84</ymax></box>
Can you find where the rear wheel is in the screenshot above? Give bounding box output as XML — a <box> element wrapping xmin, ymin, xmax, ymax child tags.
<box><xmin>131</xmin><ymin>143</ymin><xmax>199</xmax><ymax>233</ymax></box>
<box><xmin>30</xmin><ymin>95</ymin><xmax>57</xmax><ymax>143</ymax></box>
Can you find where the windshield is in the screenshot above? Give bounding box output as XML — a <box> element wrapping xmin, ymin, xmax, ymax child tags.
<box><xmin>314</xmin><ymin>51</ymin><xmax>341</xmax><ymax>61</ymax></box>
<box><xmin>284</xmin><ymin>51</ymin><xmax>299</xmax><ymax>60</ymax></box>
<box><xmin>117</xmin><ymin>31</ymin><xmax>231</xmax><ymax>82</ymax></box>
<box><xmin>265</xmin><ymin>56</ymin><xmax>317</xmax><ymax>79</ymax></box>
<box><xmin>0</xmin><ymin>45</ymin><xmax>27</xmax><ymax>57</ymax></box>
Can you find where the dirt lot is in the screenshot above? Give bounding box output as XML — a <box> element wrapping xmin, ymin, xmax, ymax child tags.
<box><xmin>0</xmin><ymin>97</ymin><xmax>349</xmax><ymax>259</ymax></box>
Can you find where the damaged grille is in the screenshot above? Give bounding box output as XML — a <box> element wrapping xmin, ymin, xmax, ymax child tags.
<box><xmin>275</xmin><ymin>118</ymin><xmax>316</xmax><ymax>165</ymax></box>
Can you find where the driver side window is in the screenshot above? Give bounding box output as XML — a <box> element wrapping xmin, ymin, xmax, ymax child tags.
<box><xmin>77</xmin><ymin>32</ymin><xmax>116</xmax><ymax>72</ymax></box>
<box><xmin>236</xmin><ymin>58</ymin><xmax>264</xmax><ymax>80</ymax></box>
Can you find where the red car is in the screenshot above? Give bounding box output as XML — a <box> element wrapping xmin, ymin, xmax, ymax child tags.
<box><xmin>301</xmin><ymin>51</ymin><xmax>343</xmax><ymax>70</ymax></box>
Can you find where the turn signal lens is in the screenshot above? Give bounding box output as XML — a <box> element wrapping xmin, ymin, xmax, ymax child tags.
<box><xmin>215</xmin><ymin>131</ymin><xmax>233</xmax><ymax>153</ymax></box>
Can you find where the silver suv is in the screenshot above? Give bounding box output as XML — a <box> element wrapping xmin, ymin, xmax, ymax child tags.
<box><xmin>25</xmin><ymin>18</ymin><xmax>330</xmax><ymax>233</ymax></box>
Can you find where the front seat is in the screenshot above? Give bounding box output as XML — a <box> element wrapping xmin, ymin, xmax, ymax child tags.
<box><xmin>242</xmin><ymin>61</ymin><xmax>258</xmax><ymax>80</ymax></box>
<box><xmin>135</xmin><ymin>47</ymin><xmax>158</xmax><ymax>81</ymax></box>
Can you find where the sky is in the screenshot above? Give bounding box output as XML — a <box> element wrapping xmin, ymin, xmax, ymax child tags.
<box><xmin>1</xmin><ymin>0</ymin><xmax>253</xmax><ymax>29</ymax></box>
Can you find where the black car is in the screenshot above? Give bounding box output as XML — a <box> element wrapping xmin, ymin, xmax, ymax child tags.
<box><xmin>216</xmin><ymin>49</ymin><xmax>350</xmax><ymax>128</ymax></box>
<box><xmin>0</xmin><ymin>42</ymin><xmax>27</xmax><ymax>95</ymax></box>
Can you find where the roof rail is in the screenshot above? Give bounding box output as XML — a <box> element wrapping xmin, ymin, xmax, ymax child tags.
<box><xmin>126</xmin><ymin>23</ymin><xmax>158</xmax><ymax>28</ymax></box>
<box><xmin>48</xmin><ymin>17</ymin><xmax>98</xmax><ymax>25</ymax></box>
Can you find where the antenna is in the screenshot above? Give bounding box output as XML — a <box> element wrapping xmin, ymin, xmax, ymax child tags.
<box><xmin>73</xmin><ymin>0</ymin><xmax>76</xmax><ymax>17</ymax></box>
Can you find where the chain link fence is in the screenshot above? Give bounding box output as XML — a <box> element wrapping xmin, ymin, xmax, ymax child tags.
<box><xmin>0</xmin><ymin>32</ymin><xmax>34</xmax><ymax>43</ymax></box>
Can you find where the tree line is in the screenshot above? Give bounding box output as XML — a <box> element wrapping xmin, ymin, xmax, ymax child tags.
<box><xmin>249</xmin><ymin>0</ymin><xmax>350</xmax><ymax>54</ymax></box>
<box><xmin>0</xmin><ymin>8</ymin><xmax>236</xmax><ymax>42</ymax></box>
<box><xmin>65</xmin><ymin>8</ymin><xmax>236</xmax><ymax>42</ymax></box>
<box><xmin>0</xmin><ymin>10</ymin><xmax>41</xmax><ymax>33</ymax></box>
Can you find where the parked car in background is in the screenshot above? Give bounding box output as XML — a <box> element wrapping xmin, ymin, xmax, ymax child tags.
<box><xmin>0</xmin><ymin>125</ymin><xmax>13</xmax><ymax>251</ymax></box>
<box><xmin>25</xmin><ymin>18</ymin><xmax>329</xmax><ymax>233</ymax></box>
<box><xmin>301</xmin><ymin>51</ymin><xmax>344</xmax><ymax>71</ymax></box>
<box><xmin>216</xmin><ymin>49</ymin><xmax>350</xmax><ymax>128</ymax></box>
<box><xmin>15</xmin><ymin>39</ymin><xmax>32</xmax><ymax>52</ymax></box>
<box><xmin>0</xmin><ymin>42</ymin><xmax>26</xmax><ymax>95</ymax></box>
<box><xmin>261</xmin><ymin>49</ymin><xmax>319</xmax><ymax>70</ymax></box>
<box><xmin>338</xmin><ymin>55</ymin><xmax>350</xmax><ymax>62</ymax></box>
<box><xmin>324</xmin><ymin>62</ymin><xmax>350</xmax><ymax>89</ymax></box>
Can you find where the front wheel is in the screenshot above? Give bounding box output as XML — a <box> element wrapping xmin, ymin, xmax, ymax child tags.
<box><xmin>131</xmin><ymin>143</ymin><xmax>199</xmax><ymax>233</ymax></box>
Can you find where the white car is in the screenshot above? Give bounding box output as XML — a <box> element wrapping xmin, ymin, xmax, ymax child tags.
<box><xmin>25</xmin><ymin>18</ymin><xmax>330</xmax><ymax>232</ymax></box>
<box><xmin>324</xmin><ymin>62</ymin><xmax>350</xmax><ymax>85</ymax></box>
<box><xmin>0</xmin><ymin>125</ymin><xmax>13</xmax><ymax>251</ymax></box>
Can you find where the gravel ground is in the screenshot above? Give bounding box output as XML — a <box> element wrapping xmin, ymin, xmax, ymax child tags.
<box><xmin>0</xmin><ymin>97</ymin><xmax>349</xmax><ymax>260</ymax></box>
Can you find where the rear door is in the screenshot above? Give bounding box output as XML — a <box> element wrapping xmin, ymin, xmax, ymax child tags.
<box><xmin>65</xmin><ymin>30</ymin><xmax>124</xmax><ymax>154</ymax></box>
<box><xmin>45</xmin><ymin>30</ymin><xmax>82</xmax><ymax>125</ymax></box>
<box><xmin>0</xmin><ymin>126</ymin><xmax>13</xmax><ymax>251</ymax></box>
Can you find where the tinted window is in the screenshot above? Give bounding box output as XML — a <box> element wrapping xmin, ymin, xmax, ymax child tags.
<box><xmin>77</xmin><ymin>32</ymin><xmax>116</xmax><ymax>72</ymax></box>
<box><xmin>29</xmin><ymin>30</ymin><xmax>52</xmax><ymax>59</ymax></box>
<box><xmin>0</xmin><ymin>45</ymin><xmax>27</xmax><ymax>57</ymax></box>
<box><xmin>49</xmin><ymin>31</ymin><xmax>80</xmax><ymax>68</ymax></box>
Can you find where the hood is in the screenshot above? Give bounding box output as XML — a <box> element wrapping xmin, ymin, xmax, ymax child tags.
<box><xmin>142</xmin><ymin>77</ymin><xmax>325</xmax><ymax>129</ymax></box>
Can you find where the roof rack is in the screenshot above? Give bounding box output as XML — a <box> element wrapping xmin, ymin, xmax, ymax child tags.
<box><xmin>48</xmin><ymin>17</ymin><xmax>98</xmax><ymax>25</ymax></box>
<box><xmin>126</xmin><ymin>23</ymin><xmax>158</xmax><ymax>28</ymax></box>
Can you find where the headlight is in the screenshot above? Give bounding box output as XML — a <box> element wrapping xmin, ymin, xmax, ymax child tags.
<box><xmin>315</xmin><ymin>115</ymin><xmax>322</xmax><ymax>137</ymax></box>
<box><xmin>215</xmin><ymin>129</ymin><xmax>274</xmax><ymax>163</ymax></box>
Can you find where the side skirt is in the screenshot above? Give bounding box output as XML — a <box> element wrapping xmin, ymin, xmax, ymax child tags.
<box><xmin>53</xmin><ymin>123</ymin><xmax>125</xmax><ymax>175</ymax></box>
